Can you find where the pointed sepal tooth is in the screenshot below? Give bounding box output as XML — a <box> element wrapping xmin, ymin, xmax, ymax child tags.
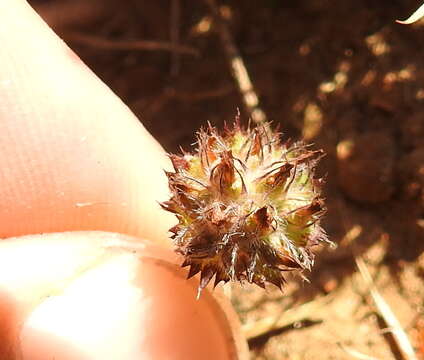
<box><xmin>159</xmin><ymin>201</ymin><xmax>177</xmax><ymax>213</ymax></box>
<box><xmin>255</xmin><ymin>162</ymin><xmax>293</xmax><ymax>188</ymax></box>
<box><xmin>163</xmin><ymin>170</ymin><xmax>175</xmax><ymax>179</ymax></box>
<box><xmin>168</xmin><ymin>154</ymin><xmax>189</xmax><ymax>171</ymax></box>
<box><xmin>168</xmin><ymin>179</ymin><xmax>188</xmax><ymax>193</ymax></box>
<box><xmin>197</xmin><ymin>128</ymin><xmax>218</xmax><ymax>166</ymax></box>
<box><xmin>252</xmin><ymin>206</ymin><xmax>272</xmax><ymax>233</ymax></box>
<box><xmin>261</xmin><ymin>248</ymin><xmax>281</xmax><ymax>269</ymax></box>
<box><xmin>250</xmin><ymin>129</ymin><xmax>263</xmax><ymax>158</ymax></box>
<box><xmin>276</xmin><ymin>254</ymin><xmax>302</xmax><ymax>269</ymax></box>
<box><xmin>169</xmin><ymin>225</ymin><xmax>180</xmax><ymax>234</ymax></box>
<box><xmin>268</xmin><ymin>276</ymin><xmax>285</xmax><ymax>291</ymax></box>
<box><xmin>272</xmin><ymin>163</ymin><xmax>294</xmax><ymax>187</ymax></box>
<box><xmin>199</xmin><ymin>265</ymin><xmax>216</xmax><ymax>291</ymax></box>
<box><xmin>213</xmin><ymin>274</ymin><xmax>222</xmax><ymax>288</ymax></box>
<box><xmin>254</xmin><ymin>277</ymin><xmax>266</xmax><ymax>289</ymax></box>
<box><xmin>311</xmin><ymin>227</ymin><xmax>334</xmax><ymax>247</ymax></box>
<box><xmin>295</xmin><ymin>198</ymin><xmax>325</xmax><ymax>217</ymax></box>
<box><xmin>187</xmin><ymin>263</ymin><xmax>201</xmax><ymax>279</ymax></box>
<box><xmin>181</xmin><ymin>259</ymin><xmax>191</xmax><ymax>268</ymax></box>
<box><xmin>214</xmin><ymin>270</ymin><xmax>229</xmax><ymax>288</ymax></box>
<box><xmin>295</xmin><ymin>149</ymin><xmax>325</xmax><ymax>165</ymax></box>
<box><xmin>210</xmin><ymin>150</ymin><xmax>235</xmax><ymax>192</ymax></box>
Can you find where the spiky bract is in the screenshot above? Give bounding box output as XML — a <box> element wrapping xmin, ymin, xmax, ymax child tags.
<box><xmin>161</xmin><ymin>120</ymin><xmax>330</xmax><ymax>294</ymax></box>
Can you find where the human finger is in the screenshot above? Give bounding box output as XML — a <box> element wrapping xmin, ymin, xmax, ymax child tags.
<box><xmin>0</xmin><ymin>231</ymin><xmax>248</xmax><ymax>359</ymax></box>
<box><xmin>0</xmin><ymin>0</ymin><xmax>174</xmax><ymax>244</ymax></box>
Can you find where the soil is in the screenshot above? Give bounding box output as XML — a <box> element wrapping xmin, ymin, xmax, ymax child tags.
<box><xmin>31</xmin><ymin>0</ymin><xmax>424</xmax><ymax>358</ymax></box>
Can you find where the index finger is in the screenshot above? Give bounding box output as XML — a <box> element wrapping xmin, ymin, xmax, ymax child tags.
<box><xmin>0</xmin><ymin>0</ymin><xmax>174</xmax><ymax>243</ymax></box>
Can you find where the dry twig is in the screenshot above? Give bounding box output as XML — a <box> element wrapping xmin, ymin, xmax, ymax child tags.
<box><xmin>169</xmin><ymin>0</ymin><xmax>181</xmax><ymax>75</ymax></box>
<box><xmin>242</xmin><ymin>294</ymin><xmax>333</xmax><ymax>340</ymax></box>
<box><xmin>355</xmin><ymin>256</ymin><xmax>418</xmax><ymax>360</ymax></box>
<box><xmin>204</xmin><ymin>0</ymin><xmax>268</xmax><ymax>125</ymax></box>
<box><xmin>65</xmin><ymin>33</ymin><xmax>199</xmax><ymax>56</ymax></box>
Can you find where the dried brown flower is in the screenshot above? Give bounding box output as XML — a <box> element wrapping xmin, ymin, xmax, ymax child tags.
<box><xmin>161</xmin><ymin>118</ymin><xmax>331</xmax><ymax>295</ymax></box>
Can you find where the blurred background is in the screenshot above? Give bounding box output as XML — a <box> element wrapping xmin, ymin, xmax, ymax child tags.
<box><xmin>30</xmin><ymin>0</ymin><xmax>424</xmax><ymax>358</ymax></box>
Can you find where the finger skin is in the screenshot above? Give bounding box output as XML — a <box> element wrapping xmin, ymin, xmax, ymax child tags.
<box><xmin>0</xmin><ymin>232</ymin><xmax>246</xmax><ymax>360</ymax></box>
<box><xmin>0</xmin><ymin>0</ymin><xmax>174</xmax><ymax>243</ymax></box>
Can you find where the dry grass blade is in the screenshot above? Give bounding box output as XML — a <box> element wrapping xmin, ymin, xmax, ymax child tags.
<box><xmin>355</xmin><ymin>256</ymin><xmax>418</xmax><ymax>360</ymax></box>
<box><xmin>65</xmin><ymin>33</ymin><xmax>199</xmax><ymax>56</ymax></box>
<box><xmin>337</xmin><ymin>343</ymin><xmax>381</xmax><ymax>360</ymax></box>
<box><xmin>396</xmin><ymin>3</ymin><xmax>424</xmax><ymax>24</ymax></box>
<box><xmin>169</xmin><ymin>0</ymin><xmax>181</xmax><ymax>75</ymax></box>
<box><xmin>204</xmin><ymin>0</ymin><xmax>268</xmax><ymax>125</ymax></box>
<box><xmin>242</xmin><ymin>295</ymin><xmax>333</xmax><ymax>340</ymax></box>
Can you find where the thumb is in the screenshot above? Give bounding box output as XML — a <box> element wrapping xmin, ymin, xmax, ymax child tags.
<box><xmin>0</xmin><ymin>231</ymin><xmax>248</xmax><ymax>360</ymax></box>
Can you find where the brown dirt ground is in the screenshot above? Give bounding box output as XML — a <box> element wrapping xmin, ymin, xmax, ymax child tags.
<box><xmin>32</xmin><ymin>0</ymin><xmax>424</xmax><ymax>358</ymax></box>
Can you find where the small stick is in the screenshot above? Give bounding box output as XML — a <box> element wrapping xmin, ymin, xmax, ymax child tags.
<box><xmin>204</xmin><ymin>0</ymin><xmax>268</xmax><ymax>125</ymax></box>
<box><xmin>65</xmin><ymin>32</ymin><xmax>199</xmax><ymax>56</ymax></box>
<box><xmin>170</xmin><ymin>0</ymin><xmax>181</xmax><ymax>75</ymax></box>
<box><xmin>355</xmin><ymin>256</ymin><xmax>418</xmax><ymax>360</ymax></box>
